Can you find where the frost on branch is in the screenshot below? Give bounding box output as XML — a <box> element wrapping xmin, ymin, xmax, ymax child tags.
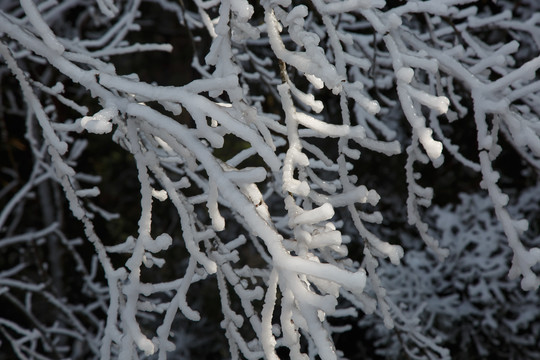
<box><xmin>1</xmin><ymin>0</ymin><xmax>540</xmax><ymax>359</ymax></box>
<box><xmin>362</xmin><ymin>188</ymin><xmax>540</xmax><ymax>359</ymax></box>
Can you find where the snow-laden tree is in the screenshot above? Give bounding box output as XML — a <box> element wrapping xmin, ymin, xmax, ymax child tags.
<box><xmin>361</xmin><ymin>185</ymin><xmax>540</xmax><ymax>359</ymax></box>
<box><xmin>1</xmin><ymin>0</ymin><xmax>540</xmax><ymax>359</ymax></box>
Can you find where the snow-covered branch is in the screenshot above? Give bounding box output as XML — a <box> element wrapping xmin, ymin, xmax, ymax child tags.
<box><xmin>1</xmin><ymin>0</ymin><xmax>540</xmax><ymax>359</ymax></box>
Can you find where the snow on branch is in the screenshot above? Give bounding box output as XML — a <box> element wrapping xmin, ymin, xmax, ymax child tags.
<box><xmin>1</xmin><ymin>0</ymin><xmax>540</xmax><ymax>359</ymax></box>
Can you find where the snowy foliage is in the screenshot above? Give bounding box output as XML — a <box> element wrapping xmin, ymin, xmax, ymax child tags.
<box><xmin>361</xmin><ymin>186</ymin><xmax>540</xmax><ymax>359</ymax></box>
<box><xmin>1</xmin><ymin>0</ymin><xmax>540</xmax><ymax>359</ymax></box>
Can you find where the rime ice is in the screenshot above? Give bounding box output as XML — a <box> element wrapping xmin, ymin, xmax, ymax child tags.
<box><xmin>2</xmin><ymin>0</ymin><xmax>540</xmax><ymax>359</ymax></box>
